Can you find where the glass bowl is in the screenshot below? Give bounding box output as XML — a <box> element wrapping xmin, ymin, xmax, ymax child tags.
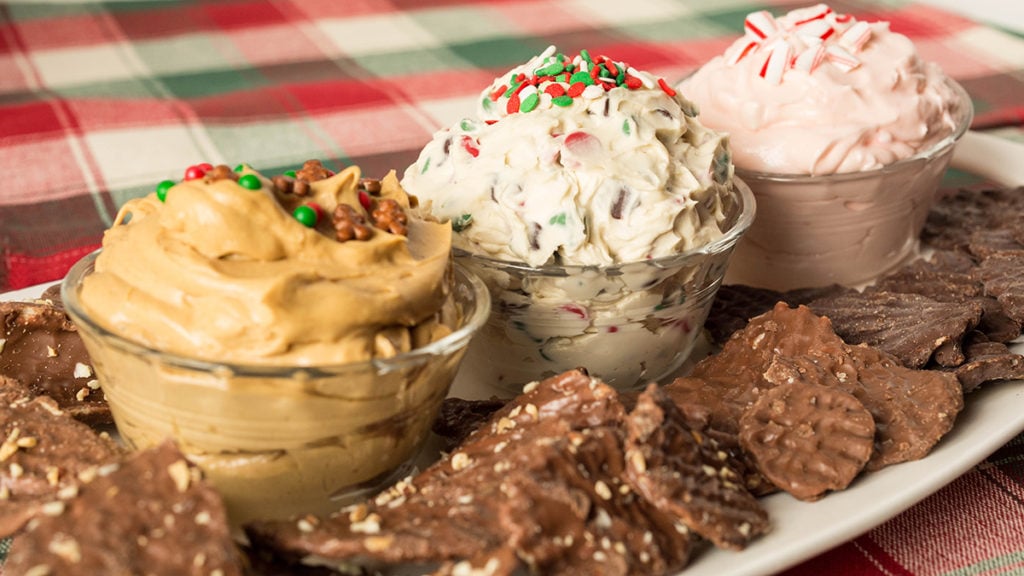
<box><xmin>61</xmin><ymin>252</ymin><xmax>490</xmax><ymax>526</ymax></box>
<box><xmin>456</xmin><ymin>179</ymin><xmax>755</xmax><ymax>394</ymax></box>
<box><xmin>724</xmin><ymin>77</ymin><xmax>974</xmax><ymax>291</ymax></box>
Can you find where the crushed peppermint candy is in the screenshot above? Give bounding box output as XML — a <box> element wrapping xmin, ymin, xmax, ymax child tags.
<box><xmin>725</xmin><ymin>4</ymin><xmax>876</xmax><ymax>84</ymax></box>
<box><xmin>482</xmin><ymin>46</ymin><xmax>678</xmax><ymax>116</ymax></box>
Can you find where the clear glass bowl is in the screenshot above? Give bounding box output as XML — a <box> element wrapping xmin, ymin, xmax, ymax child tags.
<box><xmin>725</xmin><ymin>77</ymin><xmax>974</xmax><ymax>291</ymax></box>
<box><xmin>456</xmin><ymin>179</ymin><xmax>756</xmax><ymax>394</ymax></box>
<box><xmin>62</xmin><ymin>252</ymin><xmax>490</xmax><ymax>526</ymax></box>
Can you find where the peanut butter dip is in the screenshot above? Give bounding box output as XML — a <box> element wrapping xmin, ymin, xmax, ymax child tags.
<box><xmin>79</xmin><ymin>164</ymin><xmax>453</xmax><ymax>364</ymax></box>
<box><xmin>65</xmin><ymin>162</ymin><xmax>475</xmax><ymax>525</ymax></box>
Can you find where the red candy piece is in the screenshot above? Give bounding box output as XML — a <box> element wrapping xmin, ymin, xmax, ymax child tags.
<box><xmin>309</xmin><ymin>202</ymin><xmax>325</xmax><ymax>221</ymax></box>
<box><xmin>358</xmin><ymin>190</ymin><xmax>373</xmax><ymax>211</ymax></box>
<box><xmin>567</xmin><ymin>82</ymin><xmax>587</xmax><ymax>97</ymax></box>
<box><xmin>564</xmin><ymin>131</ymin><xmax>599</xmax><ymax>156</ymax></box>
<box><xmin>461</xmin><ymin>136</ymin><xmax>480</xmax><ymax>158</ymax></box>
<box><xmin>544</xmin><ymin>84</ymin><xmax>566</xmax><ymax>97</ymax></box>
<box><xmin>560</xmin><ymin>304</ymin><xmax>588</xmax><ymax>319</ymax></box>
<box><xmin>506</xmin><ymin>94</ymin><xmax>521</xmax><ymax>114</ymax></box>
<box><xmin>184</xmin><ymin>164</ymin><xmax>208</xmax><ymax>180</ymax></box>
<box><xmin>624</xmin><ymin>75</ymin><xmax>643</xmax><ymax>89</ymax></box>
<box><xmin>657</xmin><ymin>78</ymin><xmax>677</xmax><ymax>97</ymax></box>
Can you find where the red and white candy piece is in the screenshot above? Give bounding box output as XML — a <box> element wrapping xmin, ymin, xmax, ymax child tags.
<box><xmin>795</xmin><ymin>19</ymin><xmax>835</xmax><ymax>42</ymax></box>
<box><xmin>792</xmin><ymin>3</ymin><xmax>833</xmax><ymax>26</ymax></box>
<box><xmin>792</xmin><ymin>44</ymin><xmax>826</xmax><ymax>73</ymax></box>
<box><xmin>728</xmin><ymin>39</ymin><xmax>761</xmax><ymax>66</ymax></box>
<box><xmin>825</xmin><ymin>44</ymin><xmax>861</xmax><ymax>72</ymax></box>
<box><xmin>745</xmin><ymin>10</ymin><xmax>778</xmax><ymax>40</ymax></box>
<box><xmin>839</xmin><ymin>21</ymin><xmax>872</xmax><ymax>52</ymax></box>
<box><xmin>758</xmin><ymin>40</ymin><xmax>792</xmax><ymax>84</ymax></box>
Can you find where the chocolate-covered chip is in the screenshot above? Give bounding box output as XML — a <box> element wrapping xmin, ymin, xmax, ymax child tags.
<box><xmin>5</xmin><ymin>440</ymin><xmax>243</xmax><ymax>575</ymax></box>
<box><xmin>807</xmin><ymin>291</ymin><xmax>983</xmax><ymax>369</ymax></box>
<box><xmin>951</xmin><ymin>334</ymin><xmax>1024</xmax><ymax>393</ymax></box>
<box><xmin>0</xmin><ymin>301</ymin><xmax>110</xmax><ymax>425</ymax></box>
<box><xmin>0</xmin><ymin>378</ymin><xmax>122</xmax><ymax>538</ymax></box>
<box><xmin>624</xmin><ymin>385</ymin><xmax>769</xmax><ymax>550</ymax></box>
<box><xmin>739</xmin><ymin>381</ymin><xmax>874</xmax><ymax>501</ymax></box>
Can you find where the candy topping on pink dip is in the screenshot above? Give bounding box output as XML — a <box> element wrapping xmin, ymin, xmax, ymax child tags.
<box><xmin>681</xmin><ymin>4</ymin><xmax>965</xmax><ymax>175</ymax></box>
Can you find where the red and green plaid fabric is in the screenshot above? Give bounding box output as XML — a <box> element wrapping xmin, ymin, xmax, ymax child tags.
<box><xmin>1</xmin><ymin>1</ymin><xmax>1023</xmax><ymax>574</ymax></box>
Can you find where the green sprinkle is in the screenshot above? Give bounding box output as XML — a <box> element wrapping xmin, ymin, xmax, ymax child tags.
<box><xmin>549</xmin><ymin>212</ymin><xmax>566</xmax><ymax>225</ymax></box>
<box><xmin>504</xmin><ymin>80</ymin><xmax>522</xmax><ymax>97</ymax></box>
<box><xmin>156</xmin><ymin>179</ymin><xmax>175</xmax><ymax>202</ymax></box>
<box><xmin>452</xmin><ymin>213</ymin><xmax>473</xmax><ymax>232</ymax></box>
<box><xmin>481</xmin><ymin>97</ymin><xmax>492</xmax><ymax>111</ymax></box>
<box><xmin>616</xmin><ymin>72</ymin><xmax>626</xmax><ymax>85</ymax></box>
<box><xmin>622</xmin><ymin>119</ymin><xmax>631</xmax><ymax>135</ymax></box>
<box><xmin>233</xmin><ymin>163</ymin><xmax>245</xmax><ymax>172</ymax></box>
<box><xmin>421</xmin><ymin>157</ymin><xmax>431</xmax><ymax>174</ymax></box>
<box><xmin>284</xmin><ymin>170</ymin><xmax>296</xmax><ymax>178</ymax></box>
<box><xmin>552</xmin><ymin>95</ymin><xmax>574</xmax><ymax>107</ymax></box>
<box><xmin>238</xmin><ymin>174</ymin><xmax>262</xmax><ymax>190</ymax></box>
<box><xmin>520</xmin><ymin>92</ymin><xmax>540</xmax><ymax>113</ymax></box>
<box><xmin>569</xmin><ymin>71</ymin><xmax>593</xmax><ymax>85</ymax></box>
<box><xmin>565</xmin><ymin>63</ymin><xmax>575</xmax><ymax>73</ymax></box>
<box><xmin>535</xmin><ymin>63</ymin><xmax>565</xmax><ymax>76</ymax></box>
<box><xmin>580</xmin><ymin>49</ymin><xmax>592</xmax><ymax>64</ymax></box>
<box><xmin>460</xmin><ymin>119</ymin><xmax>476</xmax><ymax>132</ymax></box>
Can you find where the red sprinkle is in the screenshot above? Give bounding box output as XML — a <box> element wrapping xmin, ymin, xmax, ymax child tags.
<box><xmin>657</xmin><ymin>78</ymin><xmax>677</xmax><ymax>97</ymax></box>
<box><xmin>567</xmin><ymin>82</ymin><xmax>587</xmax><ymax>97</ymax></box>
<box><xmin>624</xmin><ymin>75</ymin><xmax>642</xmax><ymax>89</ymax></box>
<box><xmin>544</xmin><ymin>83</ymin><xmax>566</xmax><ymax>97</ymax></box>
<box><xmin>506</xmin><ymin>93</ymin><xmax>521</xmax><ymax>114</ymax></box>
<box><xmin>358</xmin><ymin>190</ymin><xmax>372</xmax><ymax>211</ymax></box>
<box><xmin>485</xmin><ymin>119</ymin><xmax>498</xmax><ymax>125</ymax></box>
<box><xmin>490</xmin><ymin>84</ymin><xmax>507</xmax><ymax>101</ymax></box>
<box><xmin>461</xmin><ymin>135</ymin><xmax>480</xmax><ymax>157</ymax></box>
<box><xmin>608</xmin><ymin>326</ymin><xmax>619</xmax><ymax>333</ymax></box>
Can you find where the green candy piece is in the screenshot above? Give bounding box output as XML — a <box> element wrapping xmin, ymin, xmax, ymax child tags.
<box><xmin>549</xmin><ymin>212</ymin><xmax>566</xmax><ymax>225</ymax></box>
<box><xmin>622</xmin><ymin>119</ymin><xmax>631</xmax><ymax>135</ymax></box>
<box><xmin>452</xmin><ymin>213</ymin><xmax>473</xmax><ymax>232</ymax></box>
<box><xmin>460</xmin><ymin>119</ymin><xmax>476</xmax><ymax>132</ymax></box>
<box><xmin>155</xmin><ymin>179</ymin><xmax>175</xmax><ymax>203</ymax></box>
<box><xmin>237</xmin><ymin>174</ymin><xmax>262</xmax><ymax>190</ymax></box>
<box><xmin>520</xmin><ymin>92</ymin><xmax>540</xmax><ymax>113</ymax></box>
<box><xmin>292</xmin><ymin>205</ymin><xmax>318</xmax><ymax>228</ymax></box>
<box><xmin>284</xmin><ymin>170</ymin><xmax>296</xmax><ymax>178</ymax></box>
<box><xmin>552</xmin><ymin>95</ymin><xmax>574</xmax><ymax>107</ymax></box>
<box><xmin>503</xmin><ymin>80</ymin><xmax>522</xmax><ymax>98</ymax></box>
<box><xmin>534</xmin><ymin>63</ymin><xmax>565</xmax><ymax>77</ymax></box>
<box><xmin>580</xmin><ymin>48</ymin><xmax>593</xmax><ymax>64</ymax></box>
<box><xmin>569</xmin><ymin>71</ymin><xmax>593</xmax><ymax>86</ymax></box>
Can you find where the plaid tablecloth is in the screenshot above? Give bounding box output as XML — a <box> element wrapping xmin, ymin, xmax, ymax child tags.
<box><xmin>1</xmin><ymin>0</ymin><xmax>1022</xmax><ymax>574</ymax></box>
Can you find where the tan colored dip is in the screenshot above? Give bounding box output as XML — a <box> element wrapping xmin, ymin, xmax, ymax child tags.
<box><xmin>80</xmin><ymin>165</ymin><xmax>452</xmax><ymax>364</ymax></box>
<box><xmin>67</xmin><ymin>163</ymin><xmax>471</xmax><ymax>525</ymax></box>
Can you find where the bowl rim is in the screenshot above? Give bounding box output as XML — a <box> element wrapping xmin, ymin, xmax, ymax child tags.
<box><xmin>733</xmin><ymin>76</ymin><xmax>974</xmax><ymax>183</ymax></box>
<box><xmin>453</xmin><ymin>177</ymin><xmax>757</xmax><ymax>276</ymax></box>
<box><xmin>61</xmin><ymin>251</ymin><xmax>491</xmax><ymax>377</ymax></box>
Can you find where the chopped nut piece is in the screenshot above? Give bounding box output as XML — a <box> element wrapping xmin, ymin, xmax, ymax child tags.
<box><xmin>72</xmin><ymin>363</ymin><xmax>93</xmax><ymax>379</ymax></box>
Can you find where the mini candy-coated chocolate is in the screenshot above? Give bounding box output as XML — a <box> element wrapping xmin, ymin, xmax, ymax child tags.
<box><xmin>292</xmin><ymin>204</ymin><xmax>320</xmax><ymax>228</ymax></box>
<box><xmin>156</xmin><ymin>179</ymin><xmax>175</xmax><ymax>202</ymax></box>
<box><xmin>237</xmin><ymin>174</ymin><xmax>262</xmax><ymax>190</ymax></box>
